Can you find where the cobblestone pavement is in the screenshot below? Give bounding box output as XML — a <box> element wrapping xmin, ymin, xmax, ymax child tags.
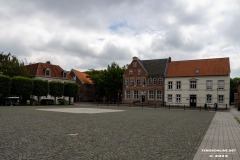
<box><xmin>0</xmin><ymin>105</ymin><xmax>215</xmax><ymax>160</ymax></box>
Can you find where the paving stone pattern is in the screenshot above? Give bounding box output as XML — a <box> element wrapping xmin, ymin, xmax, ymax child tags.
<box><xmin>0</xmin><ymin>106</ymin><xmax>215</xmax><ymax>160</ymax></box>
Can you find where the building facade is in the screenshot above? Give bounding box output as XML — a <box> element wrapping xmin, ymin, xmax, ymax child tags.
<box><xmin>69</xmin><ymin>69</ymin><xmax>95</xmax><ymax>102</ymax></box>
<box><xmin>122</xmin><ymin>57</ymin><xmax>169</xmax><ymax>105</ymax></box>
<box><xmin>164</xmin><ymin>58</ymin><xmax>230</xmax><ymax>108</ymax></box>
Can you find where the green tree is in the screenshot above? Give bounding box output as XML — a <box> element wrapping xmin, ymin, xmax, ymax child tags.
<box><xmin>0</xmin><ymin>52</ymin><xmax>28</xmax><ymax>77</ymax></box>
<box><xmin>0</xmin><ymin>75</ymin><xmax>11</xmax><ymax>97</ymax></box>
<box><xmin>230</xmin><ymin>77</ymin><xmax>240</xmax><ymax>103</ymax></box>
<box><xmin>86</xmin><ymin>62</ymin><xmax>125</xmax><ymax>103</ymax></box>
<box><xmin>64</xmin><ymin>82</ymin><xmax>79</xmax><ymax>105</ymax></box>
<box><xmin>49</xmin><ymin>81</ymin><xmax>64</xmax><ymax>104</ymax></box>
<box><xmin>33</xmin><ymin>79</ymin><xmax>49</xmax><ymax>104</ymax></box>
<box><xmin>11</xmin><ymin>76</ymin><xmax>33</xmax><ymax>104</ymax></box>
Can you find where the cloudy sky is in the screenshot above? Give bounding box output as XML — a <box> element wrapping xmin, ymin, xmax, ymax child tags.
<box><xmin>0</xmin><ymin>0</ymin><xmax>240</xmax><ymax>77</ymax></box>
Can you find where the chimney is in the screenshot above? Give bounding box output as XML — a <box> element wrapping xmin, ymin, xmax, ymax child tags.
<box><xmin>168</xmin><ymin>57</ymin><xmax>171</xmax><ymax>63</ymax></box>
<box><xmin>46</xmin><ymin>61</ymin><xmax>51</xmax><ymax>64</ymax></box>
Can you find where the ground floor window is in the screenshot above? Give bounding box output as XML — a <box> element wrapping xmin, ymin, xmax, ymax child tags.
<box><xmin>206</xmin><ymin>94</ymin><xmax>212</xmax><ymax>103</ymax></box>
<box><xmin>125</xmin><ymin>90</ymin><xmax>130</xmax><ymax>99</ymax></box>
<box><xmin>156</xmin><ymin>90</ymin><xmax>162</xmax><ymax>100</ymax></box>
<box><xmin>134</xmin><ymin>90</ymin><xmax>138</xmax><ymax>99</ymax></box>
<box><xmin>167</xmin><ymin>94</ymin><xmax>172</xmax><ymax>103</ymax></box>
<box><xmin>218</xmin><ymin>95</ymin><xmax>224</xmax><ymax>103</ymax></box>
<box><xmin>176</xmin><ymin>94</ymin><xmax>181</xmax><ymax>103</ymax></box>
<box><xmin>148</xmin><ymin>90</ymin><xmax>154</xmax><ymax>100</ymax></box>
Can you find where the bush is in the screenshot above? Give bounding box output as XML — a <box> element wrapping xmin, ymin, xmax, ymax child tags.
<box><xmin>0</xmin><ymin>75</ymin><xmax>11</xmax><ymax>97</ymax></box>
<box><xmin>40</xmin><ymin>99</ymin><xmax>54</xmax><ymax>105</ymax></box>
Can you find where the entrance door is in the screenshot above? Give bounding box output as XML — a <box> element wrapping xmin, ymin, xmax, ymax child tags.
<box><xmin>142</xmin><ymin>95</ymin><xmax>145</xmax><ymax>102</ymax></box>
<box><xmin>190</xmin><ymin>95</ymin><xmax>197</xmax><ymax>107</ymax></box>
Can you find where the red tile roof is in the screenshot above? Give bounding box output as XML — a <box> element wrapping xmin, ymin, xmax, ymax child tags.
<box><xmin>26</xmin><ymin>62</ymin><xmax>73</xmax><ymax>80</ymax></box>
<box><xmin>166</xmin><ymin>57</ymin><xmax>230</xmax><ymax>77</ymax></box>
<box><xmin>72</xmin><ymin>69</ymin><xmax>93</xmax><ymax>84</ymax></box>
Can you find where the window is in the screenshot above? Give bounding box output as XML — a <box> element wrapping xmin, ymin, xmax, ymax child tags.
<box><xmin>190</xmin><ymin>80</ymin><xmax>197</xmax><ymax>89</ymax></box>
<box><xmin>133</xmin><ymin>62</ymin><xmax>137</xmax><ymax>67</ymax></box>
<box><xmin>176</xmin><ymin>81</ymin><xmax>181</xmax><ymax>90</ymax></box>
<box><xmin>134</xmin><ymin>90</ymin><xmax>138</xmax><ymax>99</ymax></box>
<box><xmin>63</xmin><ymin>70</ymin><xmax>67</xmax><ymax>78</ymax></box>
<box><xmin>142</xmin><ymin>79</ymin><xmax>146</xmax><ymax>86</ymax></box>
<box><xmin>206</xmin><ymin>80</ymin><xmax>213</xmax><ymax>90</ymax></box>
<box><xmin>176</xmin><ymin>94</ymin><xmax>181</xmax><ymax>103</ymax></box>
<box><xmin>158</xmin><ymin>79</ymin><xmax>163</xmax><ymax>85</ymax></box>
<box><xmin>167</xmin><ymin>94</ymin><xmax>173</xmax><ymax>103</ymax></box>
<box><xmin>129</xmin><ymin>69</ymin><xmax>133</xmax><ymax>76</ymax></box>
<box><xmin>153</xmin><ymin>78</ymin><xmax>157</xmax><ymax>85</ymax></box>
<box><xmin>218</xmin><ymin>95</ymin><xmax>224</xmax><ymax>103</ymax></box>
<box><xmin>125</xmin><ymin>91</ymin><xmax>130</xmax><ymax>99</ymax></box>
<box><xmin>138</xmin><ymin>69</ymin><xmax>141</xmax><ymax>76</ymax></box>
<box><xmin>195</xmin><ymin>69</ymin><xmax>200</xmax><ymax>74</ymax></box>
<box><xmin>148</xmin><ymin>90</ymin><xmax>154</xmax><ymax>100</ymax></box>
<box><xmin>125</xmin><ymin>79</ymin><xmax>129</xmax><ymax>86</ymax></box>
<box><xmin>168</xmin><ymin>81</ymin><xmax>173</xmax><ymax>90</ymax></box>
<box><xmin>137</xmin><ymin>79</ymin><xmax>140</xmax><ymax>85</ymax></box>
<box><xmin>218</xmin><ymin>80</ymin><xmax>225</xmax><ymax>90</ymax></box>
<box><xmin>130</xmin><ymin>79</ymin><xmax>134</xmax><ymax>86</ymax></box>
<box><xmin>148</xmin><ymin>78</ymin><xmax>152</xmax><ymax>85</ymax></box>
<box><xmin>156</xmin><ymin>91</ymin><xmax>162</xmax><ymax>100</ymax></box>
<box><xmin>206</xmin><ymin>94</ymin><xmax>212</xmax><ymax>103</ymax></box>
<box><xmin>45</xmin><ymin>68</ymin><xmax>50</xmax><ymax>76</ymax></box>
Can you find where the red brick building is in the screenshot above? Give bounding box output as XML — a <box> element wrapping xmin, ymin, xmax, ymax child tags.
<box><xmin>122</xmin><ymin>57</ymin><xmax>169</xmax><ymax>105</ymax></box>
<box><xmin>69</xmin><ymin>69</ymin><xmax>95</xmax><ymax>102</ymax></box>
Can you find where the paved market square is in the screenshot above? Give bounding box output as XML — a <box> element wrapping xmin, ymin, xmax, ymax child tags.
<box><xmin>1</xmin><ymin>104</ymin><xmax>240</xmax><ymax>159</ymax></box>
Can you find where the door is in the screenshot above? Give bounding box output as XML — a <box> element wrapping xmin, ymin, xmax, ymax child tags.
<box><xmin>142</xmin><ymin>95</ymin><xmax>145</xmax><ymax>102</ymax></box>
<box><xmin>190</xmin><ymin>95</ymin><xmax>197</xmax><ymax>107</ymax></box>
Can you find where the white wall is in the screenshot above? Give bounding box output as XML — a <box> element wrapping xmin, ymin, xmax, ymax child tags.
<box><xmin>164</xmin><ymin>76</ymin><xmax>230</xmax><ymax>108</ymax></box>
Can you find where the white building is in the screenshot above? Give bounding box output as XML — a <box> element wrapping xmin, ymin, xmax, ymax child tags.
<box><xmin>164</xmin><ymin>58</ymin><xmax>230</xmax><ymax>108</ymax></box>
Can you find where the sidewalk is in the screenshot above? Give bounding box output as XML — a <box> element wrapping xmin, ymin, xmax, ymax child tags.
<box><xmin>194</xmin><ymin>106</ymin><xmax>240</xmax><ymax>160</ymax></box>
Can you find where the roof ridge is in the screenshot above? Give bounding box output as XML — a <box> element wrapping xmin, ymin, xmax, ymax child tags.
<box><xmin>171</xmin><ymin>57</ymin><xmax>229</xmax><ymax>63</ymax></box>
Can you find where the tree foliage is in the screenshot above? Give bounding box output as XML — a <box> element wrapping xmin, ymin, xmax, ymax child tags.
<box><xmin>64</xmin><ymin>82</ymin><xmax>79</xmax><ymax>104</ymax></box>
<box><xmin>0</xmin><ymin>75</ymin><xmax>11</xmax><ymax>97</ymax></box>
<box><xmin>33</xmin><ymin>79</ymin><xmax>49</xmax><ymax>104</ymax></box>
<box><xmin>230</xmin><ymin>77</ymin><xmax>240</xmax><ymax>103</ymax></box>
<box><xmin>0</xmin><ymin>52</ymin><xmax>28</xmax><ymax>77</ymax></box>
<box><xmin>49</xmin><ymin>81</ymin><xmax>64</xmax><ymax>104</ymax></box>
<box><xmin>11</xmin><ymin>76</ymin><xmax>33</xmax><ymax>104</ymax></box>
<box><xmin>86</xmin><ymin>62</ymin><xmax>125</xmax><ymax>102</ymax></box>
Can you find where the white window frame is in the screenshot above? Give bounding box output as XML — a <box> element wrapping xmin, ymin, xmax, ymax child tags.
<box><xmin>176</xmin><ymin>94</ymin><xmax>181</xmax><ymax>103</ymax></box>
<box><xmin>129</xmin><ymin>69</ymin><xmax>133</xmax><ymax>76</ymax></box>
<box><xmin>125</xmin><ymin>79</ymin><xmax>128</xmax><ymax>86</ymax></box>
<box><xmin>206</xmin><ymin>80</ymin><xmax>213</xmax><ymax>90</ymax></box>
<box><xmin>168</xmin><ymin>81</ymin><xmax>173</xmax><ymax>90</ymax></box>
<box><xmin>176</xmin><ymin>81</ymin><xmax>181</xmax><ymax>90</ymax></box>
<box><xmin>190</xmin><ymin>80</ymin><xmax>197</xmax><ymax>89</ymax></box>
<box><xmin>133</xmin><ymin>90</ymin><xmax>138</xmax><ymax>99</ymax></box>
<box><xmin>138</xmin><ymin>69</ymin><xmax>141</xmax><ymax>76</ymax></box>
<box><xmin>206</xmin><ymin>94</ymin><xmax>212</xmax><ymax>103</ymax></box>
<box><xmin>125</xmin><ymin>90</ymin><xmax>130</xmax><ymax>99</ymax></box>
<box><xmin>218</xmin><ymin>95</ymin><xmax>224</xmax><ymax>103</ymax></box>
<box><xmin>156</xmin><ymin>90</ymin><xmax>162</xmax><ymax>100</ymax></box>
<box><xmin>167</xmin><ymin>94</ymin><xmax>173</xmax><ymax>103</ymax></box>
<box><xmin>218</xmin><ymin>80</ymin><xmax>225</xmax><ymax>90</ymax></box>
<box><xmin>148</xmin><ymin>90</ymin><xmax>154</xmax><ymax>100</ymax></box>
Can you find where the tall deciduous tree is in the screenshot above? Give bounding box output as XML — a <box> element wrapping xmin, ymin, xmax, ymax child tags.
<box><xmin>230</xmin><ymin>77</ymin><xmax>240</xmax><ymax>103</ymax></box>
<box><xmin>33</xmin><ymin>79</ymin><xmax>49</xmax><ymax>104</ymax></box>
<box><xmin>86</xmin><ymin>62</ymin><xmax>125</xmax><ymax>103</ymax></box>
<box><xmin>0</xmin><ymin>75</ymin><xmax>11</xmax><ymax>97</ymax></box>
<box><xmin>49</xmin><ymin>81</ymin><xmax>64</xmax><ymax>104</ymax></box>
<box><xmin>64</xmin><ymin>82</ymin><xmax>79</xmax><ymax>104</ymax></box>
<box><xmin>11</xmin><ymin>76</ymin><xmax>33</xmax><ymax>104</ymax></box>
<box><xmin>0</xmin><ymin>52</ymin><xmax>28</xmax><ymax>77</ymax></box>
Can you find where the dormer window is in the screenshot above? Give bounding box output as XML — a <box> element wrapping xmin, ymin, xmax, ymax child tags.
<box><xmin>62</xmin><ymin>70</ymin><xmax>67</xmax><ymax>78</ymax></box>
<box><xmin>45</xmin><ymin>68</ymin><xmax>50</xmax><ymax>76</ymax></box>
<box><xmin>195</xmin><ymin>69</ymin><xmax>200</xmax><ymax>74</ymax></box>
